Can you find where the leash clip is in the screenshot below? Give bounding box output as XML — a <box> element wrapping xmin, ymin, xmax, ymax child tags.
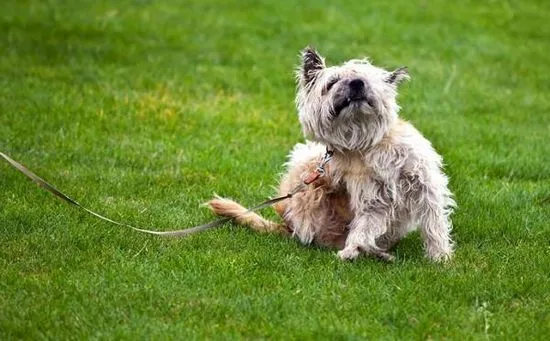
<box><xmin>303</xmin><ymin>147</ymin><xmax>334</xmax><ymax>185</ymax></box>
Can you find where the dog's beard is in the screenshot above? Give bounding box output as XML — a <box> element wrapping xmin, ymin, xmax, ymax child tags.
<box><xmin>305</xmin><ymin>97</ymin><xmax>392</xmax><ymax>151</ymax></box>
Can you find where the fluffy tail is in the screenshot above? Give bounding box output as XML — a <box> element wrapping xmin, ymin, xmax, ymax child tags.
<box><xmin>207</xmin><ymin>196</ymin><xmax>287</xmax><ymax>233</ymax></box>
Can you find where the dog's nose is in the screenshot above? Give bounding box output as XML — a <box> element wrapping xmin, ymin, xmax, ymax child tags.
<box><xmin>349</xmin><ymin>79</ymin><xmax>364</xmax><ymax>92</ymax></box>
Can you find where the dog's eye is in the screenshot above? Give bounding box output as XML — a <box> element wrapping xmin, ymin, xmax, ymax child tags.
<box><xmin>325</xmin><ymin>78</ymin><xmax>339</xmax><ymax>92</ymax></box>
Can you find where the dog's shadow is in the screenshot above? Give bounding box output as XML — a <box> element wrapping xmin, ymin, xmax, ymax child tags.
<box><xmin>285</xmin><ymin>229</ymin><xmax>426</xmax><ymax>262</ymax></box>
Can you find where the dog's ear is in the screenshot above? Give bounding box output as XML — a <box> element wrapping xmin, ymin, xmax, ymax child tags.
<box><xmin>298</xmin><ymin>46</ymin><xmax>326</xmax><ymax>86</ymax></box>
<box><xmin>386</xmin><ymin>67</ymin><xmax>410</xmax><ymax>85</ymax></box>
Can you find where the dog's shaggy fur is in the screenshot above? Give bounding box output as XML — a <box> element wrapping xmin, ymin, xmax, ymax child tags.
<box><xmin>208</xmin><ymin>47</ymin><xmax>455</xmax><ymax>262</ymax></box>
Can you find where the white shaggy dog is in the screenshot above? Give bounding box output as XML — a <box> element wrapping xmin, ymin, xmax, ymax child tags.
<box><xmin>208</xmin><ymin>47</ymin><xmax>455</xmax><ymax>262</ymax></box>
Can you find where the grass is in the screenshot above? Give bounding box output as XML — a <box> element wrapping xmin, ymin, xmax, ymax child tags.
<box><xmin>1</xmin><ymin>0</ymin><xmax>549</xmax><ymax>339</ymax></box>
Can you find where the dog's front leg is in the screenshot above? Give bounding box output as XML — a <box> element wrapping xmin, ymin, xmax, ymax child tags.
<box><xmin>338</xmin><ymin>179</ymin><xmax>394</xmax><ymax>261</ymax></box>
<box><xmin>337</xmin><ymin>209</ymin><xmax>393</xmax><ymax>262</ymax></box>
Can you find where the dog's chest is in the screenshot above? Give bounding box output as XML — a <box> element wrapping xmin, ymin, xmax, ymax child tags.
<box><xmin>330</xmin><ymin>153</ymin><xmax>379</xmax><ymax>187</ymax></box>
<box><xmin>338</xmin><ymin>154</ymin><xmax>372</xmax><ymax>178</ymax></box>
<box><xmin>331</xmin><ymin>152</ymin><xmax>402</xmax><ymax>209</ymax></box>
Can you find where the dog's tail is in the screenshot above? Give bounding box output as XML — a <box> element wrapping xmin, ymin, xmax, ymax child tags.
<box><xmin>207</xmin><ymin>196</ymin><xmax>287</xmax><ymax>233</ymax></box>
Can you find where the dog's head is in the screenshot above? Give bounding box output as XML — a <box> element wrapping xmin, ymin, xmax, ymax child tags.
<box><xmin>295</xmin><ymin>47</ymin><xmax>409</xmax><ymax>151</ymax></box>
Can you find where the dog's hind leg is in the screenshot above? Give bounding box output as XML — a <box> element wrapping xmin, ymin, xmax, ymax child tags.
<box><xmin>207</xmin><ymin>197</ymin><xmax>289</xmax><ymax>234</ymax></box>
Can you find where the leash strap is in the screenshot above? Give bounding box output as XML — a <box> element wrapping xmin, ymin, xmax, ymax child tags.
<box><xmin>0</xmin><ymin>151</ymin><xmax>307</xmax><ymax>237</ymax></box>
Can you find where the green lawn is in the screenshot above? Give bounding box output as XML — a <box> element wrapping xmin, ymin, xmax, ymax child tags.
<box><xmin>1</xmin><ymin>0</ymin><xmax>549</xmax><ymax>339</ymax></box>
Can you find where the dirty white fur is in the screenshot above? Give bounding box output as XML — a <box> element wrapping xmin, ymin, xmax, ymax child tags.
<box><xmin>297</xmin><ymin>59</ymin><xmax>401</xmax><ymax>152</ymax></box>
<box><xmin>209</xmin><ymin>47</ymin><xmax>455</xmax><ymax>262</ymax></box>
<box><xmin>293</xmin><ymin>47</ymin><xmax>455</xmax><ymax>261</ymax></box>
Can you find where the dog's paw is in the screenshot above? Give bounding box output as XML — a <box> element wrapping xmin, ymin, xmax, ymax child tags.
<box><xmin>206</xmin><ymin>198</ymin><xmax>227</xmax><ymax>215</ymax></box>
<box><xmin>425</xmin><ymin>245</ymin><xmax>453</xmax><ymax>263</ymax></box>
<box><xmin>427</xmin><ymin>250</ymin><xmax>453</xmax><ymax>263</ymax></box>
<box><xmin>337</xmin><ymin>247</ymin><xmax>361</xmax><ymax>261</ymax></box>
<box><xmin>338</xmin><ymin>246</ymin><xmax>396</xmax><ymax>262</ymax></box>
<box><xmin>205</xmin><ymin>196</ymin><xmax>239</xmax><ymax>218</ymax></box>
<box><xmin>372</xmin><ymin>249</ymin><xmax>395</xmax><ymax>262</ymax></box>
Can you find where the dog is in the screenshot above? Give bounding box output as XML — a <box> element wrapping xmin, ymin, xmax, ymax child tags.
<box><xmin>208</xmin><ymin>47</ymin><xmax>455</xmax><ymax>262</ymax></box>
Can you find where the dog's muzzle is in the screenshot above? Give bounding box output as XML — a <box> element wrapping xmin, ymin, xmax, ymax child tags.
<box><xmin>331</xmin><ymin>78</ymin><xmax>374</xmax><ymax>117</ymax></box>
